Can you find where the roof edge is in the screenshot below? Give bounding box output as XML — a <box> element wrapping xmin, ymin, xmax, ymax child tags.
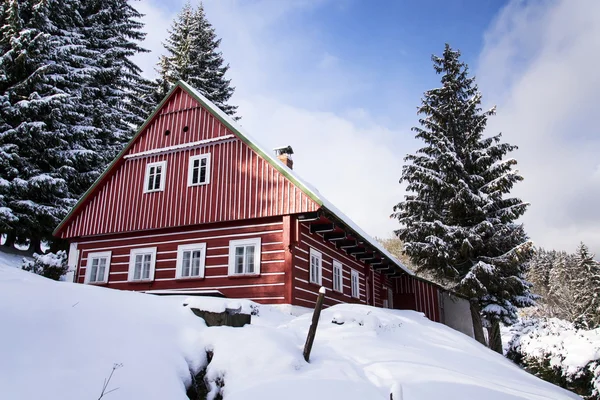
<box><xmin>53</xmin><ymin>83</ymin><xmax>185</xmax><ymax>237</ymax></box>
<box><xmin>176</xmin><ymin>80</ymin><xmax>324</xmax><ymax>208</ymax></box>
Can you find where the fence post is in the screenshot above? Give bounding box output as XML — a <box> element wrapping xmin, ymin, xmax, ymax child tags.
<box><xmin>303</xmin><ymin>287</ymin><xmax>326</xmax><ymax>362</ymax></box>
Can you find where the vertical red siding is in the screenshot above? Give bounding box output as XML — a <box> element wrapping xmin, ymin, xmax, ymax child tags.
<box><xmin>60</xmin><ymin>87</ymin><xmax>319</xmax><ymax>239</ymax></box>
<box><xmin>391</xmin><ymin>275</ymin><xmax>441</xmax><ymax>322</ymax></box>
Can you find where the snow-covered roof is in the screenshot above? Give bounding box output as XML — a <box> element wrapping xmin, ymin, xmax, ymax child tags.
<box><xmin>178</xmin><ymin>81</ymin><xmax>413</xmax><ymax>276</ymax></box>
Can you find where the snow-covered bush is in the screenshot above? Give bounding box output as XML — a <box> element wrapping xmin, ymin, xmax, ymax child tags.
<box><xmin>505</xmin><ymin>317</ymin><xmax>600</xmax><ymax>399</ymax></box>
<box><xmin>22</xmin><ymin>251</ymin><xmax>68</xmax><ymax>281</ymax></box>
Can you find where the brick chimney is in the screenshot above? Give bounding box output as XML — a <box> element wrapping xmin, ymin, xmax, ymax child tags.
<box><xmin>274</xmin><ymin>146</ymin><xmax>294</xmax><ymax>169</ymax></box>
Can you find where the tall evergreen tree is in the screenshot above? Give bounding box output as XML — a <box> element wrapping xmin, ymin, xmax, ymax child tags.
<box><xmin>0</xmin><ymin>0</ymin><xmax>92</xmax><ymax>252</ymax></box>
<box><xmin>143</xmin><ymin>1</ymin><xmax>238</xmax><ymax>118</ymax></box>
<box><xmin>0</xmin><ymin>0</ymin><xmax>149</xmax><ymax>252</ymax></box>
<box><xmin>78</xmin><ymin>0</ymin><xmax>149</xmax><ymax>168</ymax></box>
<box><xmin>392</xmin><ymin>45</ymin><xmax>535</xmax><ymax>352</ymax></box>
<box><xmin>527</xmin><ymin>243</ymin><xmax>600</xmax><ymax>329</ymax></box>
<box><xmin>573</xmin><ymin>243</ymin><xmax>600</xmax><ymax>329</ymax></box>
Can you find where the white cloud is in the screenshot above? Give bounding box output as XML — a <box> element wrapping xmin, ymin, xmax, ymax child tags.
<box><xmin>478</xmin><ymin>0</ymin><xmax>600</xmax><ymax>255</ymax></box>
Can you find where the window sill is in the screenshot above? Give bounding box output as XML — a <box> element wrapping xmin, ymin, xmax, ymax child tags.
<box><xmin>127</xmin><ymin>279</ymin><xmax>155</xmax><ymax>284</ymax></box>
<box><xmin>86</xmin><ymin>281</ymin><xmax>108</xmax><ymax>286</ymax></box>
<box><xmin>228</xmin><ymin>273</ymin><xmax>261</xmax><ymax>279</ymax></box>
<box><xmin>143</xmin><ymin>189</ymin><xmax>164</xmax><ymax>194</ymax></box>
<box><xmin>188</xmin><ymin>182</ymin><xmax>210</xmax><ymax>187</ymax></box>
<box><xmin>175</xmin><ymin>276</ymin><xmax>205</xmax><ymax>282</ymax></box>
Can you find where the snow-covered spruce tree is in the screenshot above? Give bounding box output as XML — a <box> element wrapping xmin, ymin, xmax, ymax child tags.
<box><xmin>0</xmin><ymin>0</ymin><xmax>150</xmax><ymax>252</ymax></box>
<box><xmin>573</xmin><ymin>243</ymin><xmax>600</xmax><ymax>329</ymax></box>
<box><xmin>144</xmin><ymin>1</ymin><xmax>238</xmax><ymax>118</ymax></box>
<box><xmin>392</xmin><ymin>44</ymin><xmax>534</xmax><ymax>352</ymax></box>
<box><xmin>546</xmin><ymin>251</ymin><xmax>581</xmax><ymax>322</ymax></box>
<box><xmin>0</xmin><ymin>0</ymin><xmax>102</xmax><ymax>253</ymax></box>
<box><xmin>77</xmin><ymin>0</ymin><xmax>150</xmax><ymax>163</ymax></box>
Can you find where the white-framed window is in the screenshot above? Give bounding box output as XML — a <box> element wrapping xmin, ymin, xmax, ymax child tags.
<box><xmin>228</xmin><ymin>238</ymin><xmax>261</xmax><ymax>276</ymax></box>
<box><xmin>188</xmin><ymin>154</ymin><xmax>211</xmax><ymax>186</ymax></box>
<box><xmin>176</xmin><ymin>243</ymin><xmax>207</xmax><ymax>279</ymax></box>
<box><xmin>332</xmin><ymin>260</ymin><xmax>343</xmax><ymax>292</ymax></box>
<box><xmin>84</xmin><ymin>251</ymin><xmax>111</xmax><ymax>284</ymax></box>
<box><xmin>309</xmin><ymin>248</ymin><xmax>322</xmax><ymax>285</ymax></box>
<box><xmin>128</xmin><ymin>247</ymin><xmax>157</xmax><ymax>282</ymax></box>
<box><xmin>351</xmin><ymin>269</ymin><xmax>360</xmax><ymax>298</ymax></box>
<box><xmin>144</xmin><ymin>161</ymin><xmax>166</xmax><ymax>193</ymax></box>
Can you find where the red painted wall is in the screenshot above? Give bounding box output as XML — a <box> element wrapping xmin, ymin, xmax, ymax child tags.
<box><xmin>291</xmin><ymin>220</ymin><xmax>386</xmax><ymax>308</ymax></box>
<box><xmin>395</xmin><ymin>275</ymin><xmax>441</xmax><ymax>322</ymax></box>
<box><xmin>59</xmin><ymin>87</ymin><xmax>318</xmax><ymax>239</ymax></box>
<box><xmin>73</xmin><ymin>217</ymin><xmax>287</xmax><ymax>303</ymax></box>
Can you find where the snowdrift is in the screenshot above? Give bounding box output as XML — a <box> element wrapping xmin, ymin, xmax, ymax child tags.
<box><xmin>0</xmin><ymin>262</ymin><xmax>579</xmax><ymax>399</ymax></box>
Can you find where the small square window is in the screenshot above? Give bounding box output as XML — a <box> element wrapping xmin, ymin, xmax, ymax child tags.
<box><xmin>228</xmin><ymin>238</ymin><xmax>261</xmax><ymax>276</ymax></box>
<box><xmin>188</xmin><ymin>154</ymin><xmax>211</xmax><ymax>186</ymax></box>
<box><xmin>333</xmin><ymin>260</ymin><xmax>343</xmax><ymax>292</ymax></box>
<box><xmin>309</xmin><ymin>248</ymin><xmax>322</xmax><ymax>285</ymax></box>
<box><xmin>176</xmin><ymin>243</ymin><xmax>206</xmax><ymax>279</ymax></box>
<box><xmin>85</xmin><ymin>251</ymin><xmax>111</xmax><ymax>284</ymax></box>
<box><xmin>144</xmin><ymin>161</ymin><xmax>166</xmax><ymax>193</ymax></box>
<box><xmin>128</xmin><ymin>247</ymin><xmax>157</xmax><ymax>282</ymax></box>
<box><xmin>351</xmin><ymin>269</ymin><xmax>360</xmax><ymax>298</ymax></box>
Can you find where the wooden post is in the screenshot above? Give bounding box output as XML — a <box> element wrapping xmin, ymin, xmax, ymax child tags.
<box><xmin>303</xmin><ymin>287</ymin><xmax>326</xmax><ymax>362</ymax></box>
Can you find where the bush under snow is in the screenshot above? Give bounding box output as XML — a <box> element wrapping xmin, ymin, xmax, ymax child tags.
<box><xmin>505</xmin><ymin>317</ymin><xmax>600</xmax><ymax>399</ymax></box>
<box><xmin>21</xmin><ymin>250</ymin><xmax>68</xmax><ymax>280</ymax></box>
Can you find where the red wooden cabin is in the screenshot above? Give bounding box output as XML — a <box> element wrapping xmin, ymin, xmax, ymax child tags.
<box><xmin>54</xmin><ymin>81</ymin><xmax>471</xmax><ymax>332</ymax></box>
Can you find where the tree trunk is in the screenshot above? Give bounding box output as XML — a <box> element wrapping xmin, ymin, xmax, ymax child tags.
<box><xmin>487</xmin><ymin>320</ymin><xmax>503</xmax><ymax>354</ymax></box>
<box><xmin>3</xmin><ymin>231</ymin><xmax>16</xmax><ymax>248</ymax></box>
<box><xmin>470</xmin><ymin>302</ymin><xmax>487</xmax><ymax>346</ymax></box>
<box><xmin>28</xmin><ymin>237</ymin><xmax>43</xmax><ymax>255</ymax></box>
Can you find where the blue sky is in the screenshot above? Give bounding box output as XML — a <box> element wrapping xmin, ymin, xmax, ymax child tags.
<box><xmin>134</xmin><ymin>0</ymin><xmax>600</xmax><ymax>256</ymax></box>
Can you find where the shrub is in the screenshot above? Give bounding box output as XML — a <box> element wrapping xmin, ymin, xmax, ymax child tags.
<box><xmin>22</xmin><ymin>251</ymin><xmax>68</xmax><ymax>281</ymax></box>
<box><xmin>505</xmin><ymin>318</ymin><xmax>600</xmax><ymax>399</ymax></box>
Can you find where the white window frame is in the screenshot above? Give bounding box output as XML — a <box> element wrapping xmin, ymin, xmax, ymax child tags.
<box><xmin>176</xmin><ymin>243</ymin><xmax>207</xmax><ymax>279</ymax></box>
<box><xmin>144</xmin><ymin>161</ymin><xmax>166</xmax><ymax>193</ymax></box>
<box><xmin>128</xmin><ymin>247</ymin><xmax>157</xmax><ymax>282</ymax></box>
<box><xmin>351</xmin><ymin>269</ymin><xmax>360</xmax><ymax>298</ymax></box>
<box><xmin>309</xmin><ymin>248</ymin><xmax>322</xmax><ymax>285</ymax></box>
<box><xmin>228</xmin><ymin>238</ymin><xmax>261</xmax><ymax>276</ymax></box>
<box><xmin>84</xmin><ymin>251</ymin><xmax>112</xmax><ymax>284</ymax></box>
<box><xmin>188</xmin><ymin>153</ymin><xmax>211</xmax><ymax>186</ymax></box>
<box><xmin>332</xmin><ymin>260</ymin><xmax>343</xmax><ymax>293</ymax></box>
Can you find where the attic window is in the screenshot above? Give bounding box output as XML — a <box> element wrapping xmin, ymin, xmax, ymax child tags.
<box><xmin>188</xmin><ymin>154</ymin><xmax>211</xmax><ymax>186</ymax></box>
<box><xmin>165</xmin><ymin>129</ymin><xmax>170</xmax><ymax>136</ymax></box>
<box><xmin>144</xmin><ymin>161</ymin><xmax>166</xmax><ymax>193</ymax></box>
<box><xmin>183</xmin><ymin>126</ymin><xmax>189</xmax><ymax>132</ymax></box>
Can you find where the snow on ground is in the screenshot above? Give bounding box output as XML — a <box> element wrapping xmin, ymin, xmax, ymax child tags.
<box><xmin>0</xmin><ymin>248</ymin><xmax>28</xmax><ymax>269</ymax></box>
<box><xmin>0</xmin><ymin>261</ymin><xmax>580</xmax><ymax>400</ymax></box>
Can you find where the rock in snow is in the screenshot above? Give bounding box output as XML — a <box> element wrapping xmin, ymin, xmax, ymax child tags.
<box><xmin>0</xmin><ymin>261</ymin><xmax>579</xmax><ymax>399</ymax></box>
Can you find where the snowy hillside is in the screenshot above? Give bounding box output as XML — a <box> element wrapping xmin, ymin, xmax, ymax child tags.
<box><xmin>0</xmin><ymin>261</ymin><xmax>579</xmax><ymax>400</ymax></box>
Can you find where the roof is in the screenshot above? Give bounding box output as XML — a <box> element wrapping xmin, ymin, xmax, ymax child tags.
<box><xmin>179</xmin><ymin>82</ymin><xmax>413</xmax><ymax>276</ymax></box>
<box><xmin>54</xmin><ymin>81</ymin><xmax>412</xmax><ymax>276</ymax></box>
